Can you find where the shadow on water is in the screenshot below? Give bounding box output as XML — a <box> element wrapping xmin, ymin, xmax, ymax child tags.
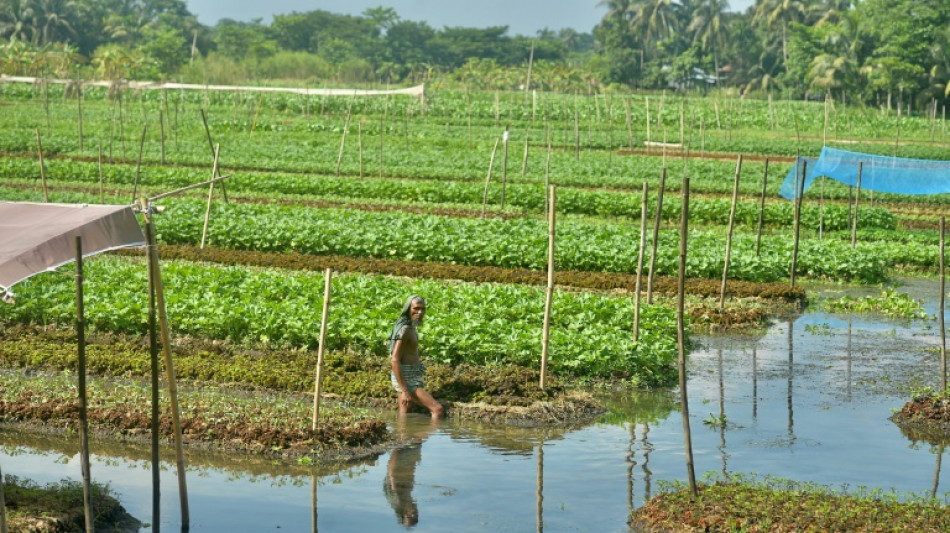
<box><xmin>5</xmin><ymin>278</ymin><xmax>950</xmax><ymax>531</ymax></box>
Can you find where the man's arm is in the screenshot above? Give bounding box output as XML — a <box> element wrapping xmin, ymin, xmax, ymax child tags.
<box><xmin>391</xmin><ymin>339</ymin><xmax>411</xmax><ymax>404</ymax></box>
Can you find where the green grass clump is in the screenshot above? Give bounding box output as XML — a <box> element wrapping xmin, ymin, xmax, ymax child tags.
<box><xmin>632</xmin><ymin>474</ymin><xmax>950</xmax><ymax>532</ymax></box>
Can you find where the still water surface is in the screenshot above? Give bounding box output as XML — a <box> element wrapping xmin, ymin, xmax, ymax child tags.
<box><xmin>3</xmin><ymin>279</ymin><xmax>949</xmax><ymax>531</ymax></box>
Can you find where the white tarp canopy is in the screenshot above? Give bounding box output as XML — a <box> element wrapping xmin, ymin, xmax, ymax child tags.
<box><xmin>0</xmin><ymin>202</ymin><xmax>145</xmax><ymax>291</ymax></box>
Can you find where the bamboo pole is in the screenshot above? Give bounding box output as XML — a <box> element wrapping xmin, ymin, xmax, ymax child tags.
<box><xmin>142</xmin><ymin>207</ymin><xmax>189</xmax><ymax>528</ymax></box>
<box><xmin>159</xmin><ymin>108</ymin><xmax>165</xmax><ymax>165</ymax></box>
<box><xmin>481</xmin><ymin>138</ymin><xmax>500</xmax><ymax>217</ymax></box>
<box><xmin>521</xmin><ymin>131</ymin><xmax>530</xmax><ymax>181</ymax></box>
<box><xmin>131</xmin><ymin>124</ymin><xmax>147</xmax><ymax>203</ymax></box>
<box><xmin>250</xmin><ymin>91</ymin><xmax>264</xmax><ymax>136</ymax></box>
<box><xmin>109</xmin><ymin>94</ymin><xmax>116</xmax><ymax>162</ymax></box>
<box><xmin>466</xmin><ymin>88</ymin><xmax>473</xmax><ymax>149</ymax></box>
<box><xmin>0</xmin><ymin>461</ymin><xmax>6</xmax><ymax>533</ymax></box>
<box><xmin>77</xmin><ymin>84</ymin><xmax>83</xmax><ymax>153</ymax></box>
<box><xmin>790</xmin><ymin>160</ymin><xmax>807</xmax><ymax>288</ymax></box>
<box><xmin>720</xmin><ymin>155</ymin><xmax>743</xmax><ymax>309</ymax></box>
<box><xmin>358</xmin><ymin>122</ymin><xmax>364</xmax><ymax>178</ymax></box>
<box><xmin>851</xmin><ymin>162</ymin><xmax>862</xmax><ymax>250</ymax></box>
<box><xmin>634</xmin><ymin>183</ymin><xmax>649</xmax><ymax>342</ymax></box>
<box><xmin>501</xmin><ymin>126</ymin><xmax>510</xmax><ymax>209</ymax></box>
<box><xmin>540</xmin><ymin>186</ymin><xmax>556</xmax><ymax>391</ymax></box>
<box><xmin>75</xmin><ymin>237</ymin><xmax>94</xmax><ymax>533</ymax></box>
<box><xmin>97</xmin><ymin>143</ymin><xmax>104</xmax><ymax>203</ymax></box>
<box><xmin>646</xmin><ymin>167</ymin><xmax>667</xmax><ymax>304</ymax></box>
<box><xmin>200</xmin><ymin>144</ymin><xmax>221</xmax><ymax>249</ymax></box>
<box><xmin>34</xmin><ymin>128</ymin><xmax>50</xmax><ymax>202</ymax></box>
<box><xmin>200</xmin><ymin>109</ymin><xmax>229</xmax><ymax>203</ymax></box>
<box><xmin>574</xmin><ymin>105</ymin><xmax>580</xmax><ymax>160</ymax></box>
<box><xmin>42</xmin><ymin>77</ymin><xmax>50</xmax><ymax>133</ymax></box>
<box><xmin>118</xmin><ymin>91</ymin><xmax>126</xmax><ymax>160</ymax></box>
<box><xmin>625</xmin><ymin>99</ymin><xmax>634</xmax><ymax>151</ymax></box>
<box><xmin>379</xmin><ymin>96</ymin><xmax>387</xmax><ymax>179</ymax></box>
<box><xmin>939</xmin><ymin>216</ymin><xmax>948</xmax><ymax>392</ymax></box>
<box><xmin>755</xmin><ymin>159</ymin><xmax>769</xmax><ymax>256</ymax></box>
<box><xmin>336</xmin><ymin>108</ymin><xmax>352</xmax><ymax>176</ymax></box>
<box><xmin>147</xmin><ymin>235</ymin><xmax>161</xmax><ymax>533</ymax></box>
<box><xmin>544</xmin><ymin>140</ymin><xmax>552</xmax><ymax>214</ymax></box>
<box><xmin>312</xmin><ymin>268</ymin><xmax>333</xmax><ymax>428</ymax></box>
<box><xmin>525</xmin><ymin>40</ymin><xmax>535</xmax><ymax>98</ymax></box>
<box><xmin>646</xmin><ymin>97</ymin><xmax>651</xmax><ymax>147</ymax></box>
<box><xmin>677</xmin><ymin>176</ymin><xmax>697</xmax><ymax>496</ymax></box>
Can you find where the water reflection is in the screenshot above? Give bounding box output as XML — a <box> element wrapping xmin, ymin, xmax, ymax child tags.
<box><xmin>383</xmin><ymin>416</ymin><xmax>437</xmax><ymax>528</ymax></box>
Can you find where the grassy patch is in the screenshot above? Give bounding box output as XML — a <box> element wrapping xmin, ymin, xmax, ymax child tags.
<box><xmin>632</xmin><ymin>474</ymin><xmax>950</xmax><ymax>532</ymax></box>
<box><xmin>3</xmin><ymin>475</ymin><xmax>141</xmax><ymax>532</ymax></box>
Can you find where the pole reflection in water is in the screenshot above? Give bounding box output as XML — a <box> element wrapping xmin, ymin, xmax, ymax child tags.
<box><xmin>536</xmin><ymin>437</ymin><xmax>543</xmax><ymax>533</ymax></box>
<box><xmin>933</xmin><ymin>445</ymin><xmax>945</xmax><ymax>500</ymax></box>
<box><xmin>311</xmin><ymin>472</ymin><xmax>317</xmax><ymax>533</ymax></box>
<box><xmin>787</xmin><ymin>319</ymin><xmax>796</xmax><ymax>445</ymax></box>
<box><xmin>752</xmin><ymin>346</ymin><xmax>758</xmax><ymax>420</ymax></box>
<box><xmin>718</xmin><ymin>348</ymin><xmax>728</xmax><ymax>476</ymax></box>
<box><xmin>384</xmin><ymin>416</ymin><xmax>437</xmax><ymax>529</ymax></box>
<box><xmin>846</xmin><ymin>317</ymin><xmax>853</xmax><ymax>401</ymax></box>
<box><xmin>626</xmin><ymin>423</ymin><xmax>636</xmax><ymax>514</ymax></box>
<box><xmin>641</xmin><ymin>422</ymin><xmax>653</xmax><ymax>502</ymax></box>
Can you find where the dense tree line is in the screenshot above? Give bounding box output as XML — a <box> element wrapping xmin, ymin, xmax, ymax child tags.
<box><xmin>0</xmin><ymin>0</ymin><xmax>947</xmax><ymax>107</ymax></box>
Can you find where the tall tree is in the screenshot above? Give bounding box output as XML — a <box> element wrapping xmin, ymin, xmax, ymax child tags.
<box><xmin>688</xmin><ymin>0</ymin><xmax>730</xmax><ymax>87</ymax></box>
<box><xmin>753</xmin><ymin>0</ymin><xmax>812</xmax><ymax>73</ymax></box>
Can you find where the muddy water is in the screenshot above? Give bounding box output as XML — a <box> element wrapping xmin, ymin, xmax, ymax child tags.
<box><xmin>3</xmin><ymin>278</ymin><xmax>949</xmax><ymax>532</ymax></box>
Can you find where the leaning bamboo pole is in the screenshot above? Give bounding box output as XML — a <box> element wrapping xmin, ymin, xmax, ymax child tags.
<box><xmin>200</xmin><ymin>109</ymin><xmax>229</xmax><ymax>203</ymax></box>
<box><xmin>755</xmin><ymin>159</ymin><xmax>769</xmax><ymax>256</ymax></box>
<box><xmin>646</xmin><ymin>167</ymin><xmax>667</xmax><ymax>304</ymax></box>
<box><xmin>147</xmin><ymin>240</ymin><xmax>161</xmax><ymax>533</ymax></box>
<box><xmin>131</xmin><ymin>124</ymin><xmax>147</xmax><ymax>202</ymax></box>
<box><xmin>634</xmin><ymin>183</ymin><xmax>649</xmax><ymax>342</ymax></box>
<box><xmin>941</xmin><ymin>216</ymin><xmax>947</xmax><ymax>392</ymax></box>
<box><xmin>77</xmin><ymin>84</ymin><xmax>84</xmax><ymax>153</ymax></box>
<box><xmin>540</xmin><ymin>186</ymin><xmax>556</xmax><ymax>391</ymax></box>
<box><xmin>35</xmin><ymin>128</ymin><xmax>49</xmax><ymax>202</ymax></box>
<box><xmin>97</xmin><ymin>143</ymin><xmax>104</xmax><ymax>203</ymax></box>
<box><xmin>851</xmin><ymin>162</ymin><xmax>863</xmax><ymax>250</ymax></box>
<box><xmin>501</xmin><ymin>126</ymin><xmax>510</xmax><ymax>209</ymax></box>
<box><xmin>312</xmin><ymin>268</ymin><xmax>333</xmax><ymax>428</ymax></box>
<box><xmin>720</xmin><ymin>155</ymin><xmax>743</xmax><ymax>309</ymax></box>
<box><xmin>336</xmin><ymin>108</ymin><xmax>352</xmax><ymax>176</ymax></box>
<box><xmin>142</xmin><ymin>206</ymin><xmax>189</xmax><ymax>528</ymax></box>
<box><xmin>677</xmin><ymin>176</ymin><xmax>697</xmax><ymax>496</ymax></box>
<box><xmin>481</xmin><ymin>138</ymin><xmax>500</xmax><ymax>217</ymax></box>
<box><xmin>790</xmin><ymin>160</ymin><xmax>807</xmax><ymax>288</ymax></box>
<box><xmin>200</xmin><ymin>144</ymin><xmax>221</xmax><ymax>249</ymax></box>
<box><xmin>75</xmin><ymin>237</ymin><xmax>94</xmax><ymax>533</ymax></box>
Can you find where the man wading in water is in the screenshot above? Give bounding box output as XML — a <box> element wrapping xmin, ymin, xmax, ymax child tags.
<box><xmin>389</xmin><ymin>295</ymin><xmax>443</xmax><ymax>419</ymax></box>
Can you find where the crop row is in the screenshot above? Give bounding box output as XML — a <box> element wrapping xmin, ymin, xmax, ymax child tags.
<box><xmin>0</xmin><ymin>255</ymin><xmax>680</xmax><ymax>382</ymax></box>
<box><xmin>0</xmin><ymin>155</ymin><xmax>898</xmax><ymax>229</ymax></box>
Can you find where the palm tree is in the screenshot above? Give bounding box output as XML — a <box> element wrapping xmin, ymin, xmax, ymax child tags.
<box><xmin>629</xmin><ymin>0</ymin><xmax>679</xmax><ymax>47</ymax></box>
<box><xmin>33</xmin><ymin>0</ymin><xmax>78</xmax><ymax>46</ymax></box>
<box><xmin>753</xmin><ymin>0</ymin><xmax>812</xmax><ymax>73</ymax></box>
<box><xmin>0</xmin><ymin>0</ymin><xmax>37</xmax><ymax>43</ymax></box>
<box><xmin>687</xmin><ymin>0</ymin><xmax>730</xmax><ymax>88</ymax></box>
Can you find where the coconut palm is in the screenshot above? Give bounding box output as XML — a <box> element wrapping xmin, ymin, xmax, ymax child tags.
<box><xmin>687</xmin><ymin>0</ymin><xmax>730</xmax><ymax>87</ymax></box>
<box><xmin>33</xmin><ymin>0</ymin><xmax>78</xmax><ymax>46</ymax></box>
<box><xmin>753</xmin><ymin>0</ymin><xmax>812</xmax><ymax>72</ymax></box>
<box><xmin>629</xmin><ymin>0</ymin><xmax>680</xmax><ymax>46</ymax></box>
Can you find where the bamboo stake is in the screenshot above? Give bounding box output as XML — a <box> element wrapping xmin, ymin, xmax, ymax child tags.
<box><xmin>312</xmin><ymin>268</ymin><xmax>333</xmax><ymax>428</ymax></box>
<box><xmin>358</xmin><ymin>122</ymin><xmax>364</xmax><ymax>178</ymax></box>
<box><xmin>574</xmin><ymin>105</ymin><xmax>580</xmax><ymax>160</ymax></box>
<box><xmin>159</xmin><ymin>108</ymin><xmax>165</xmax><ymax>165</ymax></box>
<box><xmin>677</xmin><ymin>176</ymin><xmax>697</xmax><ymax>496</ymax></box>
<box><xmin>200</xmin><ymin>109</ymin><xmax>229</xmax><ymax>203</ymax></box>
<box><xmin>755</xmin><ymin>159</ymin><xmax>769</xmax><ymax>256</ymax></box>
<box><xmin>525</xmin><ymin>40</ymin><xmax>535</xmax><ymax>98</ymax></box>
<box><xmin>0</xmin><ymin>462</ymin><xmax>6</xmax><ymax>533</ymax></box>
<box><xmin>131</xmin><ymin>125</ymin><xmax>147</xmax><ymax>203</ymax></box>
<box><xmin>521</xmin><ymin>131</ymin><xmax>530</xmax><ymax>180</ymax></box>
<box><xmin>501</xmin><ymin>126</ymin><xmax>510</xmax><ymax>208</ymax></box>
<box><xmin>405</xmin><ymin>107</ymin><xmax>411</xmax><ymax>153</ymax></box>
<box><xmin>146</xmin><ymin>235</ymin><xmax>161</xmax><ymax>532</ymax></box>
<box><xmin>42</xmin><ymin>77</ymin><xmax>50</xmax><ymax>133</ymax></box>
<box><xmin>720</xmin><ymin>155</ymin><xmax>743</xmax><ymax>309</ymax></box>
<box><xmin>118</xmin><ymin>91</ymin><xmax>126</xmax><ymax>160</ymax></box>
<box><xmin>481</xmin><ymin>138</ymin><xmax>500</xmax><ymax>217</ymax></box>
<box><xmin>941</xmin><ymin>216</ymin><xmax>947</xmax><ymax>392</ymax></box>
<box><xmin>35</xmin><ymin>128</ymin><xmax>49</xmax><ymax>202</ymax></box>
<box><xmin>544</xmin><ymin>140</ymin><xmax>552</xmax><ymax>214</ymax></box>
<box><xmin>97</xmin><ymin>143</ymin><xmax>104</xmax><ymax>203</ymax></box>
<box><xmin>790</xmin><ymin>160</ymin><xmax>807</xmax><ymax>288</ymax></box>
<box><xmin>540</xmin><ymin>185</ymin><xmax>556</xmax><ymax>391</ymax></box>
<box><xmin>75</xmin><ymin>237</ymin><xmax>94</xmax><ymax>533</ymax></box>
<box><xmin>466</xmin><ymin>88</ymin><xmax>473</xmax><ymax>149</ymax></box>
<box><xmin>250</xmin><ymin>91</ymin><xmax>264</xmax><ymax>136</ymax></box>
<box><xmin>143</xmin><ymin>208</ymin><xmax>189</xmax><ymax>528</ymax></box>
<box><xmin>495</xmin><ymin>91</ymin><xmax>500</xmax><ymax>126</ymax></box>
<box><xmin>646</xmin><ymin>97</ymin><xmax>651</xmax><ymax>146</ymax></box>
<box><xmin>646</xmin><ymin>167</ymin><xmax>667</xmax><ymax>304</ymax></box>
<box><xmin>379</xmin><ymin>96</ymin><xmax>387</xmax><ymax>179</ymax></box>
<box><xmin>337</xmin><ymin>108</ymin><xmax>352</xmax><ymax>176</ymax></box>
<box><xmin>625</xmin><ymin>99</ymin><xmax>634</xmax><ymax>151</ymax></box>
<box><xmin>77</xmin><ymin>84</ymin><xmax>83</xmax><ymax>153</ymax></box>
<box><xmin>634</xmin><ymin>183</ymin><xmax>649</xmax><ymax>342</ymax></box>
<box><xmin>109</xmin><ymin>94</ymin><xmax>116</xmax><ymax>162</ymax></box>
<box><xmin>200</xmin><ymin>144</ymin><xmax>221</xmax><ymax>249</ymax></box>
<box><xmin>819</xmin><ymin>175</ymin><xmax>825</xmax><ymax>240</ymax></box>
<box><xmin>851</xmin><ymin>162</ymin><xmax>862</xmax><ymax>249</ymax></box>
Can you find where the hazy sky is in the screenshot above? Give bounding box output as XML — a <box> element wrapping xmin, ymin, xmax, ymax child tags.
<box><xmin>185</xmin><ymin>0</ymin><xmax>757</xmax><ymax>36</ymax></box>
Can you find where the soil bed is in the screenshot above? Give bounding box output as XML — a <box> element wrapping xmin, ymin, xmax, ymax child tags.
<box><xmin>891</xmin><ymin>392</ymin><xmax>950</xmax><ymax>446</ymax></box>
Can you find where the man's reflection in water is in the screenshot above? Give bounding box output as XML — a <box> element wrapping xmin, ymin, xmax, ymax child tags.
<box><xmin>384</xmin><ymin>416</ymin><xmax>437</xmax><ymax>528</ymax></box>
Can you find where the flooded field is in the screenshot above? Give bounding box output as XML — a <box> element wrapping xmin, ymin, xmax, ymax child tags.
<box><xmin>3</xmin><ymin>278</ymin><xmax>949</xmax><ymax>532</ymax></box>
